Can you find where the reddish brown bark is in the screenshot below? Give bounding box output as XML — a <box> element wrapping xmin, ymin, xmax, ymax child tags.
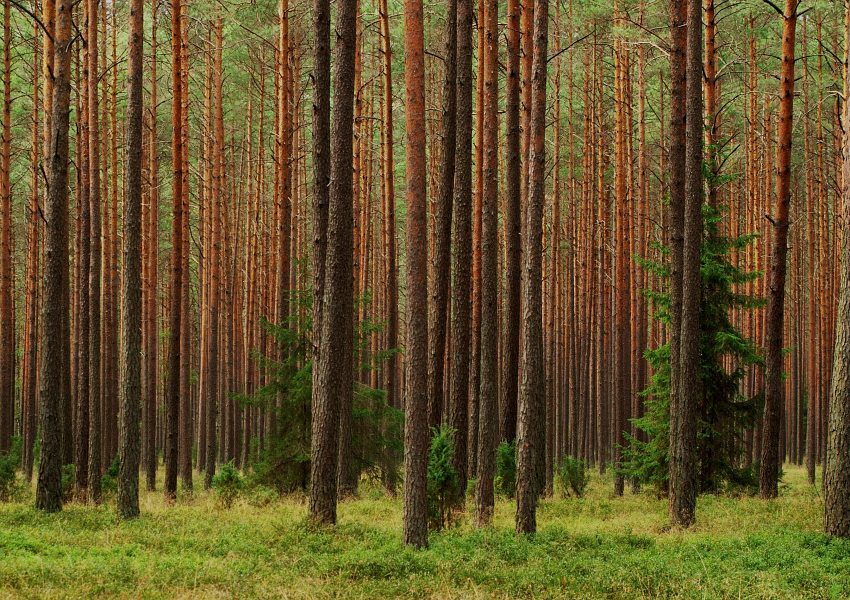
<box><xmin>402</xmin><ymin>0</ymin><xmax>428</xmax><ymax>547</ymax></box>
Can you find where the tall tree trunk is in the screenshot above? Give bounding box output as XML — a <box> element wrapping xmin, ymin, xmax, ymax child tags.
<box><xmin>825</xmin><ymin>1</ymin><xmax>850</xmax><ymax>537</ymax></box>
<box><xmin>402</xmin><ymin>0</ymin><xmax>428</xmax><ymax>547</ymax></box>
<box><xmin>449</xmin><ymin>0</ymin><xmax>472</xmax><ymax>497</ymax></box>
<box><xmin>87</xmin><ymin>0</ymin><xmax>103</xmax><ymax>504</ymax></box>
<box><xmin>500</xmin><ymin>0</ymin><xmax>521</xmax><ymax>445</ymax></box>
<box><xmin>612</xmin><ymin>1</ymin><xmax>631</xmax><ymax>497</ymax></box>
<box><xmin>204</xmin><ymin>16</ymin><xmax>224</xmax><ymax>491</ymax></box>
<box><xmin>428</xmin><ymin>0</ymin><xmax>456</xmax><ymax>429</ymax></box>
<box><xmin>118</xmin><ymin>0</ymin><xmax>144</xmax><ymax>519</ymax></box>
<box><xmin>674</xmin><ymin>0</ymin><xmax>704</xmax><ymax>523</ymax></box>
<box><xmin>515</xmin><ymin>0</ymin><xmax>547</xmax><ymax>534</ymax></box>
<box><xmin>165</xmin><ymin>0</ymin><xmax>184</xmax><ymax>501</ymax></box>
<box><xmin>474</xmin><ymin>0</ymin><xmax>498</xmax><ymax>528</ymax></box>
<box><xmin>666</xmin><ymin>0</ymin><xmax>689</xmax><ymax>528</ymax></box>
<box><xmin>36</xmin><ymin>0</ymin><xmax>72</xmax><ymax>512</ymax></box>
<box><xmin>309</xmin><ymin>0</ymin><xmax>357</xmax><ymax>525</ymax></box>
<box><xmin>0</xmin><ymin>0</ymin><xmax>12</xmax><ymax>455</ymax></box>
<box><xmin>378</xmin><ymin>0</ymin><xmax>397</xmax><ymax>413</ymax></box>
<box><xmin>22</xmin><ymin>14</ymin><xmax>40</xmax><ymax>480</ymax></box>
<box><xmin>143</xmin><ymin>0</ymin><xmax>159</xmax><ymax>491</ymax></box>
<box><xmin>760</xmin><ymin>0</ymin><xmax>798</xmax><ymax>500</ymax></box>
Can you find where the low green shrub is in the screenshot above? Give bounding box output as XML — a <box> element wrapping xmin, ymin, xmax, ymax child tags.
<box><xmin>556</xmin><ymin>456</ymin><xmax>590</xmax><ymax>498</ymax></box>
<box><xmin>212</xmin><ymin>461</ymin><xmax>245</xmax><ymax>508</ymax></box>
<box><xmin>247</xmin><ymin>485</ymin><xmax>280</xmax><ymax>507</ymax></box>
<box><xmin>61</xmin><ymin>464</ymin><xmax>76</xmax><ymax>502</ymax></box>
<box><xmin>0</xmin><ymin>437</ymin><xmax>22</xmax><ymax>501</ymax></box>
<box><xmin>495</xmin><ymin>440</ymin><xmax>516</xmax><ymax>498</ymax></box>
<box><xmin>100</xmin><ymin>457</ymin><xmax>120</xmax><ymax>497</ymax></box>
<box><xmin>427</xmin><ymin>426</ymin><xmax>460</xmax><ymax>530</ymax></box>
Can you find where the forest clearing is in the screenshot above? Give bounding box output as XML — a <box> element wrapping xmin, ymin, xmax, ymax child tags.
<box><xmin>2</xmin><ymin>466</ymin><xmax>847</xmax><ymax>599</ymax></box>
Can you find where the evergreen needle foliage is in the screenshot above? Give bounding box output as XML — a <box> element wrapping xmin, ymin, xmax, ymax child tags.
<box><xmin>623</xmin><ymin>202</ymin><xmax>764</xmax><ymax>494</ymax></box>
<box><xmin>240</xmin><ymin>290</ymin><xmax>403</xmax><ymax>494</ymax></box>
<box><xmin>0</xmin><ymin>437</ymin><xmax>21</xmax><ymax>501</ymax></box>
<box><xmin>426</xmin><ymin>425</ymin><xmax>460</xmax><ymax>530</ymax></box>
<box><xmin>495</xmin><ymin>440</ymin><xmax>517</xmax><ymax>498</ymax></box>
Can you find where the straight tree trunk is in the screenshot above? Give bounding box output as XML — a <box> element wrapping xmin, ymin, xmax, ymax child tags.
<box><xmin>515</xmin><ymin>0</ymin><xmax>547</xmax><ymax>534</ymax></box>
<box><xmin>612</xmin><ymin>1</ymin><xmax>630</xmax><ymax>497</ymax></box>
<box><xmin>825</xmin><ymin>1</ymin><xmax>850</xmax><ymax>537</ymax></box>
<box><xmin>428</xmin><ymin>0</ymin><xmax>456</xmax><ymax>429</ymax></box>
<box><xmin>760</xmin><ymin>0</ymin><xmax>798</xmax><ymax>500</ymax></box>
<box><xmin>87</xmin><ymin>0</ymin><xmax>103</xmax><ymax>504</ymax></box>
<box><xmin>449</xmin><ymin>0</ymin><xmax>473</xmax><ymax>496</ymax></box>
<box><xmin>474</xmin><ymin>0</ymin><xmax>498</xmax><ymax>528</ymax></box>
<box><xmin>165</xmin><ymin>0</ymin><xmax>184</xmax><ymax>501</ymax></box>
<box><xmin>500</xmin><ymin>0</ymin><xmax>521</xmax><ymax>445</ymax></box>
<box><xmin>0</xmin><ymin>0</ymin><xmax>12</xmax><ymax>454</ymax></box>
<box><xmin>309</xmin><ymin>0</ymin><xmax>357</xmax><ymax>525</ymax></box>
<box><xmin>144</xmin><ymin>0</ymin><xmax>159</xmax><ymax>491</ymax></box>
<box><xmin>204</xmin><ymin>16</ymin><xmax>224</xmax><ymax>491</ymax></box>
<box><xmin>378</xmin><ymin>0</ymin><xmax>397</xmax><ymax>412</ymax></box>
<box><xmin>666</xmin><ymin>0</ymin><xmax>689</xmax><ymax>528</ymax></box>
<box><xmin>402</xmin><ymin>0</ymin><xmax>428</xmax><ymax>547</ymax></box>
<box><xmin>118</xmin><ymin>0</ymin><xmax>144</xmax><ymax>519</ymax></box>
<box><xmin>22</xmin><ymin>15</ymin><xmax>40</xmax><ymax>480</ymax></box>
<box><xmin>36</xmin><ymin>0</ymin><xmax>72</xmax><ymax>512</ymax></box>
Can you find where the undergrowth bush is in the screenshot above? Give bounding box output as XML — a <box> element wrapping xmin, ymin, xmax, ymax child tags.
<box><xmin>427</xmin><ymin>426</ymin><xmax>460</xmax><ymax>530</ymax></box>
<box><xmin>242</xmin><ymin>289</ymin><xmax>403</xmax><ymax>495</ymax></box>
<box><xmin>495</xmin><ymin>440</ymin><xmax>516</xmax><ymax>498</ymax></box>
<box><xmin>61</xmin><ymin>464</ymin><xmax>76</xmax><ymax>502</ymax></box>
<box><xmin>556</xmin><ymin>456</ymin><xmax>590</xmax><ymax>498</ymax></box>
<box><xmin>100</xmin><ymin>457</ymin><xmax>120</xmax><ymax>497</ymax></box>
<box><xmin>212</xmin><ymin>461</ymin><xmax>245</xmax><ymax>508</ymax></box>
<box><xmin>247</xmin><ymin>485</ymin><xmax>280</xmax><ymax>507</ymax></box>
<box><xmin>0</xmin><ymin>437</ymin><xmax>22</xmax><ymax>501</ymax></box>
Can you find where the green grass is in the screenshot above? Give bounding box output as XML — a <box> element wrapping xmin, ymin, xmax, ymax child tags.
<box><xmin>1</xmin><ymin>466</ymin><xmax>848</xmax><ymax>599</ymax></box>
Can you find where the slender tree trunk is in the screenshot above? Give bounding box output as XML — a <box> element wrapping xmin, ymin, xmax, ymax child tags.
<box><xmin>428</xmin><ymin>0</ymin><xmax>456</xmax><ymax>429</ymax></box>
<box><xmin>500</xmin><ymin>0</ymin><xmax>521</xmax><ymax>445</ymax></box>
<box><xmin>449</xmin><ymin>0</ymin><xmax>472</xmax><ymax>497</ymax></box>
<box><xmin>22</xmin><ymin>15</ymin><xmax>40</xmax><ymax>481</ymax></box>
<box><xmin>36</xmin><ymin>0</ymin><xmax>72</xmax><ymax>512</ymax></box>
<box><xmin>87</xmin><ymin>0</ymin><xmax>103</xmax><ymax>504</ymax></box>
<box><xmin>118</xmin><ymin>0</ymin><xmax>144</xmax><ymax>519</ymax></box>
<box><xmin>378</xmin><ymin>0</ymin><xmax>397</xmax><ymax>413</ymax></box>
<box><xmin>515</xmin><ymin>0</ymin><xmax>547</xmax><ymax>534</ymax></box>
<box><xmin>204</xmin><ymin>16</ymin><xmax>224</xmax><ymax>491</ymax></box>
<box><xmin>825</xmin><ymin>1</ymin><xmax>850</xmax><ymax>537</ymax></box>
<box><xmin>474</xmin><ymin>0</ymin><xmax>498</xmax><ymax>528</ymax></box>
<box><xmin>309</xmin><ymin>0</ymin><xmax>357</xmax><ymax>525</ymax></box>
<box><xmin>402</xmin><ymin>0</ymin><xmax>428</xmax><ymax>547</ymax></box>
<box><xmin>612</xmin><ymin>1</ymin><xmax>630</xmax><ymax>497</ymax></box>
<box><xmin>667</xmin><ymin>0</ymin><xmax>689</xmax><ymax>528</ymax></box>
<box><xmin>165</xmin><ymin>0</ymin><xmax>184</xmax><ymax>501</ymax></box>
<box><xmin>760</xmin><ymin>0</ymin><xmax>798</xmax><ymax>500</ymax></box>
<box><xmin>144</xmin><ymin>1</ymin><xmax>159</xmax><ymax>491</ymax></box>
<box><xmin>0</xmin><ymin>0</ymin><xmax>12</xmax><ymax>455</ymax></box>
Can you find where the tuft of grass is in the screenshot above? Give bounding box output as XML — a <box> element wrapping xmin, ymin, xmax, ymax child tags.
<box><xmin>1</xmin><ymin>465</ymin><xmax>847</xmax><ymax>598</ymax></box>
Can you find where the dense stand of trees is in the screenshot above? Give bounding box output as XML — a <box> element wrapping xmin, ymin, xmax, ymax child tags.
<box><xmin>0</xmin><ymin>0</ymin><xmax>849</xmax><ymax>543</ymax></box>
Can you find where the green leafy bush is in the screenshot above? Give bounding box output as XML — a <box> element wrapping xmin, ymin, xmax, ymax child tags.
<box><xmin>212</xmin><ymin>461</ymin><xmax>245</xmax><ymax>508</ymax></box>
<box><xmin>427</xmin><ymin>426</ymin><xmax>460</xmax><ymax>530</ymax></box>
<box><xmin>556</xmin><ymin>456</ymin><xmax>590</xmax><ymax>498</ymax></box>
<box><xmin>100</xmin><ymin>456</ymin><xmax>120</xmax><ymax>497</ymax></box>
<box><xmin>0</xmin><ymin>437</ymin><xmax>22</xmax><ymax>501</ymax></box>
<box><xmin>244</xmin><ymin>290</ymin><xmax>403</xmax><ymax>495</ymax></box>
<box><xmin>622</xmin><ymin>203</ymin><xmax>763</xmax><ymax>495</ymax></box>
<box><xmin>247</xmin><ymin>485</ymin><xmax>280</xmax><ymax>507</ymax></box>
<box><xmin>61</xmin><ymin>464</ymin><xmax>76</xmax><ymax>502</ymax></box>
<box><xmin>495</xmin><ymin>440</ymin><xmax>516</xmax><ymax>498</ymax></box>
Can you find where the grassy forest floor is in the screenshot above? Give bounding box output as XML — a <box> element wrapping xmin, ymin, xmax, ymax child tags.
<box><xmin>1</xmin><ymin>465</ymin><xmax>848</xmax><ymax>599</ymax></box>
